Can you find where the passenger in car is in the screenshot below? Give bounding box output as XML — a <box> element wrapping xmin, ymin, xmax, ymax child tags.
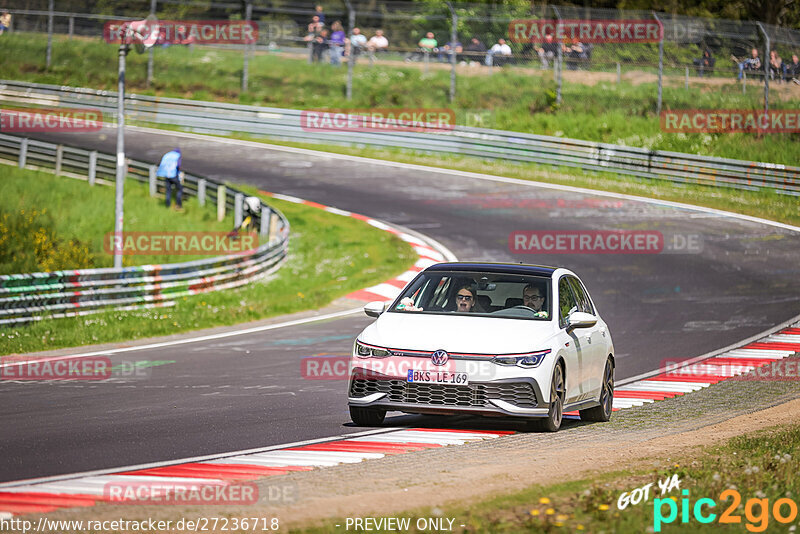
<box><xmin>455</xmin><ymin>286</ymin><xmax>476</xmax><ymax>313</ymax></box>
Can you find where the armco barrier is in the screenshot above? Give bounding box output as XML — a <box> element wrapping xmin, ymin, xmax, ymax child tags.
<box><xmin>0</xmin><ymin>80</ymin><xmax>798</xmax><ymax>195</ymax></box>
<box><xmin>0</xmin><ymin>133</ymin><xmax>290</xmax><ymax>326</ymax></box>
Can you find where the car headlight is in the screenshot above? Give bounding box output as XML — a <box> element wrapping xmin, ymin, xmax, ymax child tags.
<box><xmin>493</xmin><ymin>349</ymin><xmax>551</xmax><ymax>368</ymax></box>
<box><xmin>355</xmin><ymin>341</ymin><xmax>391</xmax><ymax>358</ymax></box>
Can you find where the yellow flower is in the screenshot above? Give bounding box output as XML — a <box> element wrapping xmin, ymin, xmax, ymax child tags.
<box><xmin>529</xmin><ymin>510</ymin><xmax>539</xmax><ymax>516</ymax></box>
<box><xmin>545</xmin><ymin>508</ymin><xmax>555</xmax><ymax>515</ymax></box>
<box><xmin>557</xmin><ymin>514</ymin><xmax>569</xmax><ymax>521</ymax></box>
<box><xmin>539</xmin><ymin>497</ymin><xmax>551</xmax><ymax>504</ymax></box>
<box><xmin>671</xmin><ymin>496</ymin><xmax>678</xmax><ymax>502</ymax></box>
<box><xmin>577</xmin><ymin>526</ymin><xmax>585</xmax><ymax>531</ymax></box>
<box><xmin>554</xmin><ymin>522</ymin><xmax>563</xmax><ymax>527</ymax></box>
<box><xmin>598</xmin><ymin>504</ymin><xmax>610</xmax><ymax>511</ymax></box>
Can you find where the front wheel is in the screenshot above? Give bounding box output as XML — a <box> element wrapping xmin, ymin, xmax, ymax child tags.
<box><xmin>349</xmin><ymin>406</ymin><xmax>386</xmax><ymax>426</ymax></box>
<box><xmin>580</xmin><ymin>358</ymin><xmax>614</xmax><ymax>422</ymax></box>
<box><xmin>531</xmin><ymin>363</ymin><xmax>565</xmax><ymax>432</ymax></box>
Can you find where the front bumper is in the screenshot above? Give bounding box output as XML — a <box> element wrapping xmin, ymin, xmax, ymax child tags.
<box><xmin>347</xmin><ymin>373</ymin><xmax>549</xmax><ymax>418</ymax></box>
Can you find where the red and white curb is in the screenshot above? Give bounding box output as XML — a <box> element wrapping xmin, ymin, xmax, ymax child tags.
<box><xmin>0</xmin><ymin>429</ymin><xmax>511</xmax><ymax>517</ymax></box>
<box><xmin>261</xmin><ymin>191</ymin><xmax>457</xmax><ymax>303</ymax></box>
<box><xmin>609</xmin><ymin>323</ymin><xmax>800</xmax><ymax>410</ymax></box>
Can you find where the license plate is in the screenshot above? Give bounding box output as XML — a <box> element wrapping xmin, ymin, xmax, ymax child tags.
<box><xmin>407</xmin><ymin>369</ymin><xmax>469</xmax><ymax>385</ymax></box>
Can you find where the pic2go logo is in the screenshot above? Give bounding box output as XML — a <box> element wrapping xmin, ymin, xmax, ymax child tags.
<box><xmin>653</xmin><ymin>489</ymin><xmax>799</xmax><ymax>532</ymax></box>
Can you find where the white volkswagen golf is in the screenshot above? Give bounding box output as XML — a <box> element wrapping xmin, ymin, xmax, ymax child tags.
<box><xmin>347</xmin><ymin>263</ymin><xmax>615</xmax><ymax>431</ymax></box>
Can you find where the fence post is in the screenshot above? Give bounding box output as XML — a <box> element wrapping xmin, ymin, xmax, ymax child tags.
<box><xmin>46</xmin><ymin>0</ymin><xmax>54</xmax><ymax>68</ymax></box>
<box><xmin>242</xmin><ymin>0</ymin><xmax>252</xmax><ymax>93</ymax></box>
<box><xmin>234</xmin><ymin>192</ymin><xmax>244</xmax><ymax>228</ymax></box>
<box><xmin>446</xmin><ymin>1</ymin><xmax>457</xmax><ymax>104</ymax></box>
<box><xmin>68</xmin><ymin>17</ymin><xmax>74</xmax><ymax>40</ymax></box>
<box><xmin>616</xmin><ymin>62</ymin><xmax>621</xmax><ymax>84</ymax></box>
<box><xmin>423</xmin><ymin>49</ymin><xmax>429</xmax><ymax>76</ymax></box>
<box><xmin>197</xmin><ymin>178</ymin><xmax>206</xmax><ymax>206</ymax></box>
<box><xmin>652</xmin><ymin>12</ymin><xmax>663</xmax><ymax>114</ymax></box>
<box><xmin>146</xmin><ymin>0</ymin><xmax>157</xmax><ymax>87</ymax></box>
<box><xmin>19</xmin><ymin>138</ymin><xmax>28</xmax><ymax>169</ymax></box>
<box><xmin>260</xmin><ymin>206</ymin><xmax>270</xmax><ymax>236</ymax></box>
<box><xmin>742</xmin><ymin>71</ymin><xmax>746</xmax><ymax>93</ymax></box>
<box><xmin>344</xmin><ymin>0</ymin><xmax>355</xmax><ymax>100</ymax></box>
<box><xmin>149</xmin><ymin>165</ymin><xmax>157</xmax><ymax>196</ymax></box>
<box><xmin>54</xmin><ymin>145</ymin><xmax>63</xmax><ymax>176</ymax></box>
<box><xmin>553</xmin><ymin>6</ymin><xmax>563</xmax><ymax>105</ymax></box>
<box><xmin>88</xmin><ymin>151</ymin><xmax>97</xmax><ymax>185</ymax></box>
<box><xmin>685</xmin><ymin>66</ymin><xmax>689</xmax><ymax>89</ymax></box>
<box><xmin>217</xmin><ymin>185</ymin><xmax>226</xmax><ymax>221</ymax></box>
<box><xmin>757</xmin><ymin>22</ymin><xmax>770</xmax><ymax>115</ymax></box>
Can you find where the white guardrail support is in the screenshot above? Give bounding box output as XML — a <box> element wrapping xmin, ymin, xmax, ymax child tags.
<box><xmin>0</xmin><ymin>80</ymin><xmax>795</xmax><ymax>196</ymax></box>
<box><xmin>0</xmin><ymin>133</ymin><xmax>290</xmax><ymax>326</ymax></box>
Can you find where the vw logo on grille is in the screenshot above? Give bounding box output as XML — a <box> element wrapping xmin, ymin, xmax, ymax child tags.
<box><xmin>431</xmin><ymin>350</ymin><xmax>449</xmax><ymax>366</ymax></box>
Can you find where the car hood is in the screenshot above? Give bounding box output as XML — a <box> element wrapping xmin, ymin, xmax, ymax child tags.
<box><xmin>358</xmin><ymin>312</ymin><xmax>558</xmax><ymax>354</ymax></box>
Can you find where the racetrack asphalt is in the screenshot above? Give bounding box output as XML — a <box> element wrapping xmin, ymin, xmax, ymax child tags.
<box><xmin>1</xmin><ymin>127</ymin><xmax>798</xmax><ymax>483</ymax></box>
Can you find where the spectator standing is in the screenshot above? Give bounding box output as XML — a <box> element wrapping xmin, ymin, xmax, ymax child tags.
<box><xmin>314</xmin><ymin>5</ymin><xmax>326</xmax><ymax>25</ymax></box>
<box><xmin>418</xmin><ymin>31</ymin><xmax>438</xmax><ymax>60</ymax></box>
<box><xmin>563</xmin><ymin>39</ymin><xmax>588</xmax><ymax>70</ymax></box>
<box><xmin>349</xmin><ymin>27</ymin><xmax>367</xmax><ymax>57</ymax></box>
<box><xmin>735</xmin><ymin>48</ymin><xmax>761</xmax><ymax>80</ymax></box>
<box><xmin>329</xmin><ymin>21</ymin><xmax>346</xmax><ymax>66</ymax></box>
<box><xmin>536</xmin><ymin>32</ymin><xmax>558</xmax><ymax>68</ymax></box>
<box><xmin>367</xmin><ymin>29</ymin><xmax>388</xmax><ymax>53</ymax></box>
<box><xmin>463</xmin><ymin>37</ymin><xmax>486</xmax><ymax>65</ymax></box>
<box><xmin>440</xmin><ymin>39</ymin><xmax>462</xmax><ymax>63</ymax></box>
<box><xmin>485</xmin><ymin>38</ymin><xmax>512</xmax><ymax>67</ymax></box>
<box><xmin>693</xmin><ymin>48</ymin><xmax>715</xmax><ymax>77</ymax></box>
<box><xmin>787</xmin><ymin>54</ymin><xmax>800</xmax><ymax>84</ymax></box>
<box><xmin>0</xmin><ymin>10</ymin><xmax>10</xmax><ymax>35</ymax></box>
<box><xmin>312</xmin><ymin>28</ymin><xmax>330</xmax><ymax>63</ymax></box>
<box><xmin>769</xmin><ymin>49</ymin><xmax>787</xmax><ymax>82</ymax></box>
<box><xmin>157</xmin><ymin>148</ymin><xmax>183</xmax><ymax>211</ymax></box>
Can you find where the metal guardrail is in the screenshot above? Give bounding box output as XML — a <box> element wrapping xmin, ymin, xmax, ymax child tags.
<box><xmin>0</xmin><ymin>133</ymin><xmax>290</xmax><ymax>326</ymax></box>
<box><xmin>1</xmin><ymin>80</ymin><xmax>796</xmax><ymax>195</ymax></box>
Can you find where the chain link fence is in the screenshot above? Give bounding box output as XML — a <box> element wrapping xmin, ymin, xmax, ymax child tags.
<box><xmin>5</xmin><ymin>1</ymin><xmax>800</xmax><ymax>131</ymax></box>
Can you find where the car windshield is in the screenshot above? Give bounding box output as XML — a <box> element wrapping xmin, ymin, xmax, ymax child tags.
<box><xmin>390</xmin><ymin>270</ymin><xmax>552</xmax><ymax>320</ymax></box>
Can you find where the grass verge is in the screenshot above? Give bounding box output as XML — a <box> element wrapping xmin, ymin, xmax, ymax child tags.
<box><xmin>0</xmin><ymin>177</ymin><xmax>417</xmax><ymax>355</ymax></box>
<box><xmin>296</xmin><ymin>421</ymin><xmax>800</xmax><ymax>533</ymax></box>
<box><xmin>0</xmin><ymin>164</ymin><xmax>236</xmax><ymax>272</ymax></box>
<box><xmin>2</xmin><ymin>32</ymin><xmax>799</xmax><ymax>165</ymax></box>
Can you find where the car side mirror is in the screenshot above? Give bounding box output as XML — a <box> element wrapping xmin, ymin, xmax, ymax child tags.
<box><xmin>567</xmin><ymin>311</ymin><xmax>597</xmax><ymax>330</ymax></box>
<box><xmin>364</xmin><ymin>301</ymin><xmax>386</xmax><ymax>318</ymax></box>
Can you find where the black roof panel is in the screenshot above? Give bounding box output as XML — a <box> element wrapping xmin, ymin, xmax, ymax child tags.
<box><xmin>425</xmin><ymin>262</ymin><xmax>557</xmax><ymax>277</ymax></box>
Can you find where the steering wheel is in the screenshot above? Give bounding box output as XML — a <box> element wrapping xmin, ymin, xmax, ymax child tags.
<box><xmin>511</xmin><ymin>305</ymin><xmax>538</xmax><ymax>313</ymax></box>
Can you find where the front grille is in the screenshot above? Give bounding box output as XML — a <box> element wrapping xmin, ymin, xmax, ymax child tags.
<box><xmin>349</xmin><ymin>379</ymin><xmax>537</xmax><ymax>408</ymax></box>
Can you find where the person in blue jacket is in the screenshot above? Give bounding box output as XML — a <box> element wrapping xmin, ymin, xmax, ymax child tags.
<box><xmin>157</xmin><ymin>148</ymin><xmax>183</xmax><ymax>210</ymax></box>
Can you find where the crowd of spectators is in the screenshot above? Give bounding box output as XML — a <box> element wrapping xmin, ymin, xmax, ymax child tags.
<box><xmin>301</xmin><ymin>7</ymin><xmax>799</xmax><ymax>84</ymax></box>
<box><xmin>303</xmin><ymin>5</ymin><xmax>389</xmax><ymax>65</ymax></box>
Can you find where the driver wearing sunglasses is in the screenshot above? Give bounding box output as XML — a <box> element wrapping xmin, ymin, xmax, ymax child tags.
<box><xmin>455</xmin><ymin>286</ymin><xmax>476</xmax><ymax>313</ymax></box>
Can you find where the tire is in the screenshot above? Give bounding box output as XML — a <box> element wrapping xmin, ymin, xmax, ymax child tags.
<box><xmin>580</xmin><ymin>358</ymin><xmax>614</xmax><ymax>422</ymax></box>
<box><xmin>531</xmin><ymin>363</ymin><xmax>565</xmax><ymax>432</ymax></box>
<box><xmin>349</xmin><ymin>406</ymin><xmax>386</xmax><ymax>426</ymax></box>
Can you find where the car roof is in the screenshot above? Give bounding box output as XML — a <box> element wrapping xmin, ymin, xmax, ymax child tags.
<box><xmin>425</xmin><ymin>262</ymin><xmax>557</xmax><ymax>277</ymax></box>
